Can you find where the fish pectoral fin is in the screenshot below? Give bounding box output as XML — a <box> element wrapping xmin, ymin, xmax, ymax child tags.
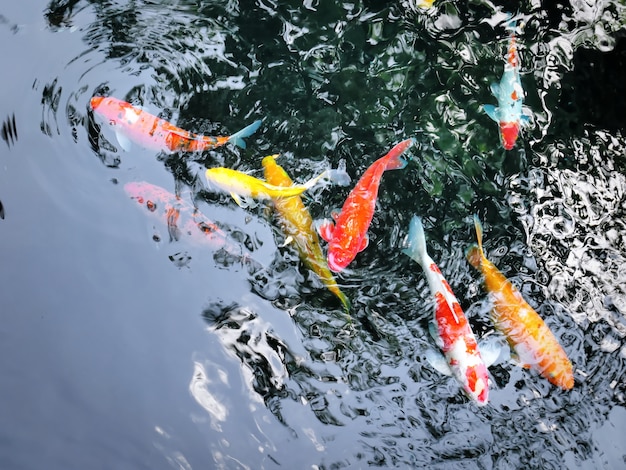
<box><xmin>425</xmin><ymin>348</ymin><xmax>452</xmax><ymax>376</ymax></box>
<box><xmin>428</xmin><ymin>321</ymin><xmax>445</xmax><ymax>349</ymax></box>
<box><xmin>357</xmin><ymin>234</ymin><xmax>369</xmax><ymax>252</ymax></box>
<box><xmin>483</xmin><ymin>105</ymin><xmax>499</xmax><ymax>122</ymax></box>
<box><xmin>490</xmin><ymin>82</ymin><xmax>501</xmax><ymax>97</ymax></box>
<box><xmin>230</xmin><ymin>192</ymin><xmax>245</xmax><ymax>207</ymax></box>
<box><xmin>316</xmin><ymin>218</ymin><xmax>335</xmax><ymax>242</ymax></box>
<box><xmin>509</xmin><ymin>343</ymin><xmax>538</xmax><ymax>369</ymax></box>
<box><xmin>478</xmin><ymin>335</ymin><xmax>509</xmax><ymax>367</ymax></box>
<box><xmin>115</xmin><ymin>130</ymin><xmax>133</xmax><ymax>152</ymax></box>
<box><xmin>280</xmin><ymin>235</ymin><xmax>294</xmax><ymax>247</ymax></box>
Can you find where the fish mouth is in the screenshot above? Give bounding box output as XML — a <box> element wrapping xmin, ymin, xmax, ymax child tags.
<box><xmin>327</xmin><ymin>252</ymin><xmax>345</xmax><ymax>273</ymax></box>
<box><xmin>90</xmin><ymin>95</ymin><xmax>105</xmax><ymax>110</ymax></box>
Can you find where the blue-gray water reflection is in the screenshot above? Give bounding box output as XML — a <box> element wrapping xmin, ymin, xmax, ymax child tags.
<box><xmin>1</xmin><ymin>0</ymin><xmax>625</xmax><ymax>468</ymax></box>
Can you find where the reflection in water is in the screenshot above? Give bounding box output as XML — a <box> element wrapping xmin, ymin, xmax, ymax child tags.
<box><xmin>189</xmin><ymin>362</ymin><xmax>228</xmax><ymax>431</ymax></box>
<box><xmin>20</xmin><ymin>0</ymin><xmax>626</xmax><ymax>467</ymax></box>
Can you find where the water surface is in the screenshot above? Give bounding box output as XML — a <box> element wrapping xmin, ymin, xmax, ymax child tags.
<box><xmin>1</xmin><ymin>1</ymin><xmax>625</xmax><ymax>468</ymax></box>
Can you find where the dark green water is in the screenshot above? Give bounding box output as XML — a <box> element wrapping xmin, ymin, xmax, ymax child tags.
<box><xmin>1</xmin><ymin>1</ymin><xmax>625</xmax><ymax>468</ymax></box>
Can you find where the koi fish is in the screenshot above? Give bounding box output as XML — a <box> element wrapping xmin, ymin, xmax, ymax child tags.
<box><xmin>90</xmin><ymin>96</ymin><xmax>261</xmax><ymax>153</ymax></box>
<box><xmin>403</xmin><ymin>216</ymin><xmax>490</xmax><ymax>405</ymax></box>
<box><xmin>318</xmin><ymin>138</ymin><xmax>414</xmax><ymax>272</ymax></box>
<box><xmin>483</xmin><ymin>20</ymin><xmax>530</xmax><ymax>150</ymax></box>
<box><xmin>206</xmin><ymin>158</ymin><xmax>349</xmax><ymax>208</ymax></box>
<box><xmin>466</xmin><ymin>215</ymin><xmax>574</xmax><ymax>390</ymax></box>
<box><xmin>124</xmin><ymin>181</ymin><xmax>251</xmax><ymax>262</ymax></box>
<box><xmin>410</xmin><ymin>0</ymin><xmax>435</xmax><ymax>8</ymax></box>
<box><xmin>262</xmin><ymin>155</ymin><xmax>351</xmax><ymax>314</ymax></box>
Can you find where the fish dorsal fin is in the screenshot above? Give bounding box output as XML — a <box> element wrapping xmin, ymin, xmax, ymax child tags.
<box><xmin>317</xmin><ymin>218</ymin><xmax>335</xmax><ymax>242</ymax></box>
<box><xmin>425</xmin><ymin>348</ymin><xmax>452</xmax><ymax>376</ymax></box>
<box><xmin>115</xmin><ymin>130</ymin><xmax>133</xmax><ymax>152</ymax></box>
<box><xmin>358</xmin><ymin>234</ymin><xmax>369</xmax><ymax>252</ymax></box>
<box><xmin>483</xmin><ymin>105</ymin><xmax>499</xmax><ymax>122</ymax></box>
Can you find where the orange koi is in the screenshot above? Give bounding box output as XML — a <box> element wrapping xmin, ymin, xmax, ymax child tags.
<box><xmin>466</xmin><ymin>215</ymin><xmax>574</xmax><ymax>390</ymax></box>
<box><xmin>90</xmin><ymin>96</ymin><xmax>261</xmax><ymax>153</ymax></box>
<box><xmin>318</xmin><ymin>138</ymin><xmax>414</xmax><ymax>272</ymax></box>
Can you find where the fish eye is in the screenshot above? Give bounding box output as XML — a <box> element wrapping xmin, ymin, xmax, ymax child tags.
<box><xmin>146</xmin><ymin>200</ymin><xmax>157</xmax><ymax>212</ymax></box>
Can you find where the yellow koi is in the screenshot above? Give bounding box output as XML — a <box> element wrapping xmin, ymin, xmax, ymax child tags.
<box><xmin>205</xmin><ymin>155</ymin><xmax>332</xmax><ymax>207</ymax></box>
<box><xmin>262</xmin><ymin>155</ymin><xmax>351</xmax><ymax>314</ymax></box>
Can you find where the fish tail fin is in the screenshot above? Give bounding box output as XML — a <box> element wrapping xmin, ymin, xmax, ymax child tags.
<box><xmin>384</xmin><ymin>138</ymin><xmax>415</xmax><ymax>171</ymax></box>
<box><xmin>321</xmin><ymin>159</ymin><xmax>352</xmax><ymax>186</ymax></box>
<box><xmin>466</xmin><ymin>214</ymin><xmax>487</xmax><ymax>268</ymax></box>
<box><xmin>402</xmin><ymin>215</ymin><xmax>428</xmax><ymax>265</ymax></box>
<box><xmin>473</xmin><ymin>214</ymin><xmax>485</xmax><ymax>252</ymax></box>
<box><xmin>227</xmin><ymin>119</ymin><xmax>262</xmax><ymax>149</ymax></box>
<box><xmin>333</xmin><ymin>288</ymin><xmax>352</xmax><ymax>318</ymax></box>
<box><xmin>306</xmin><ymin>160</ymin><xmax>351</xmax><ymax>190</ymax></box>
<box><xmin>505</xmin><ymin>18</ymin><xmax>517</xmax><ymax>34</ymax></box>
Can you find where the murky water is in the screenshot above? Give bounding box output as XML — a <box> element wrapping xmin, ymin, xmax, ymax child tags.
<box><xmin>1</xmin><ymin>1</ymin><xmax>625</xmax><ymax>468</ymax></box>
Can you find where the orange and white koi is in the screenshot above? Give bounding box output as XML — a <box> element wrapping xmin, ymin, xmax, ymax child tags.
<box><xmin>206</xmin><ymin>158</ymin><xmax>349</xmax><ymax>208</ymax></box>
<box><xmin>482</xmin><ymin>19</ymin><xmax>530</xmax><ymax>150</ymax></box>
<box><xmin>262</xmin><ymin>155</ymin><xmax>351</xmax><ymax>314</ymax></box>
<box><xmin>318</xmin><ymin>138</ymin><xmax>414</xmax><ymax>272</ymax></box>
<box><xmin>403</xmin><ymin>216</ymin><xmax>490</xmax><ymax>405</ymax></box>
<box><xmin>466</xmin><ymin>215</ymin><xmax>574</xmax><ymax>390</ymax></box>
<box><xmin>90</xmin><ymin>96</ymin><xmax>261</xmax><ymax>153</ymax></box>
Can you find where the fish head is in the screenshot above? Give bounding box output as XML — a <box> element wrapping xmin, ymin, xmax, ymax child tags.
<box><xmin>464</xmin><ymin>365</ymin><xmax>489</xmax><ymax>406</ymax></box>
<box><xmin>500</xmin><ymin>121</ymin><xmax>519</xmax><ymax>150</ymax></box>
<box><xmin>90</xmin><ymin>96</ymin><xmax>140</xmax><ymax>128</ymax></box>
<box><xmin>262</xmin><ymin>154</ymin><xmax>290</xmax><ymax>185</ymax></box>
<box><xmin>205</xmin><ymin>168</ymin><xmax>227</xmax><ymax>189</ymax></box>
<box><xmin>90</xmin><ymin>96</ymin><xmax>105</xmax><ymax>111</ymax></box>
<box><xmin>327</xmin><ymin>247</ymin><xmax>352</xmax><ymax>273</ymax></box>
<box><xmin>90</xmin><ymin>96</ymin><xmax>121</xmax><ymax>120</ymax></box>
<box><xmin>124</xmin><ymin>181</ymin><xmax>171</xmax><ymax>211</ymax></box>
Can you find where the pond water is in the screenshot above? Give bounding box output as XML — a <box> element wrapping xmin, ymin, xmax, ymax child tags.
<box><xmin>1</xmin><ymin>1</ymin><xmax>625</xmax><ymax>468</ymax></box>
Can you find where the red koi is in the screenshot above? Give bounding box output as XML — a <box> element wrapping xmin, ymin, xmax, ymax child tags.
<box><xmin>318</xmin><ymin>139</ymin><xmax>414</xmax><ymax>272</ymax></box>
<box><xmin>90</xmin><ymin>96</ymin><xmax>261</xmax><ymax>153</ymax></box>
